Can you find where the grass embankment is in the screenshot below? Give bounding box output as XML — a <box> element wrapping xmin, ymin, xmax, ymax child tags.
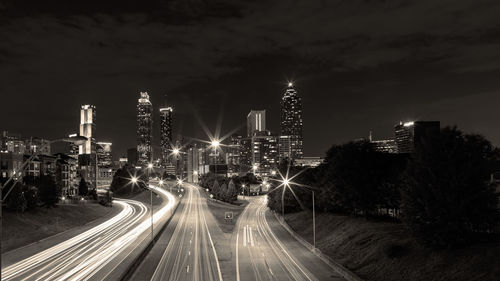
<box><xmin>2</xmin><ymin>203</ymin><xmax>115</xmax><ymax>253</ymax></box>
<box><xmin>205</xmin><ymin>196</ymin><xmax>248</xmax><ymax>233</ymax></box>
<box><xmin>285</xmin><ymin>211</ymin><xmax>500</xmax><ymax>281</ymax></box>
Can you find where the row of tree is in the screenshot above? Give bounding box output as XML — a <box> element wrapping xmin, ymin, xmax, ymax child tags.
<box><xmin>267</xmin><ymin>127</ymin><xmax>499</xmax><ymax>248</ymax></box>
<box><xmin>199</xmin><ymin>173</ymin><xmax>246</xmax><ymax>203</ymax></box>
<box><xmin>3</xmin><ymin>174</ymin><xmax>60</xmax><ymax>211</ymax></box>
<box><xmin>3</xmin><ymin>173</ymin><xmax>99</xmax><ymax>213</ymax></box>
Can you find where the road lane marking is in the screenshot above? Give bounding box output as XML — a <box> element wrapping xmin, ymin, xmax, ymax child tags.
<box><xmin>199</xmin><ymin>185</ymin><xmax>224</xmax><ymax>281</ymax></box>
<box><xmin>243</xmin><ymin>226</ymin><xmax>247</xmax><ymax>247</ymax></box>
<box><xmin>249</xmin><ymin>226</ymin><xmax>254</xmax><ymax>247</ymax></box>
<box><xmin>235</xmin><ymin>200</ymin><xmax>251</xmax><ymax>281</ymax></box>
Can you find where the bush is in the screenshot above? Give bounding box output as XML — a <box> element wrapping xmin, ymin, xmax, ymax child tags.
<box><xmin>401</xmin><ymin>127</ymin><xmax>499</xmax><ymax>248</ymax></box>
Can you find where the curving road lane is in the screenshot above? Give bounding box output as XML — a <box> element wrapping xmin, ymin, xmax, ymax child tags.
<box><xmin>236</xmin><ymin>196</ymin><xmax>346</xmax><ymax>281</ymax></box>
<box><xmin>2</xmin><ymin>185</ymin><xmax>176</xmax><ymax>281</ymax></box>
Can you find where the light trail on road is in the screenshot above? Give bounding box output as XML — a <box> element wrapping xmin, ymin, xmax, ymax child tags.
<box><xmin>151</xmin><ymin>184</ymin><xmax>223</xmax><ymax>281</ymax></box>
<box><xmin>2</xmin><ymin>186</ymin><xmax>176</xmax><ymax>281</ymax></box>
<box><xmin>236</xmin><ymin>196</ymin><xmax>317</xmax><ymax>281</ymax></box>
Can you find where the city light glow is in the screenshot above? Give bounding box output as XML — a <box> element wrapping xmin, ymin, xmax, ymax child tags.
<box><xmin>211</xmin><ymin>140</ymin><xmax>220</xmax><ymax>147</ymax></box>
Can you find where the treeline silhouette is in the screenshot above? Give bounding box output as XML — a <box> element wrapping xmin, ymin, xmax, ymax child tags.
<box><xmin>267</xmin><ymin>126</ymin><xmax>499</xmax><ymax>248</ymax></box>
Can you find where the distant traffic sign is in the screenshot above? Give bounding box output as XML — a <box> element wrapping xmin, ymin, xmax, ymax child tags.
<box><xmin>225</xmin><ymin>212</ymin><xmax>234</xmax><ymax>222</ymax></box>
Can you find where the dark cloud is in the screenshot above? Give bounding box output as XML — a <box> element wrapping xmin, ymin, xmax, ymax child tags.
<box><xmin>1</xmin><ymin>0</ymin><xmax>500</xmax><ymax>158</ymax></box>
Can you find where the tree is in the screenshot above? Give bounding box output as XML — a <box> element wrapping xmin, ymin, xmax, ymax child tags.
<box><xmin>219</xmin><ymin>182</ymin><xmax>228</xmax><ymax>201</ymax></box>
<box><xmin>212</xmin><ymin>179</ymin><xmax>220</xmax><ymax>199</ymax></box>
<box><xmin>226</xmin><ymin>179</ymin><xmax>238</xmax><ymax>203</ymax></box>
<box><xmin>78</xmin><ymin>178</ymin><xmax>89</xmax><ymax>196</ymax></box>
<box><xmin>38</xmin><ymin>174</ymin><xmax>59</xmax><ymax>207</ymax></box>
<box><xmin>401</xmin><ymin>127</ymin><xmax>499</xmax><ymax>248</ymax></box>
<box><xmin>313</xmin><ymin>141</ymin><xmax>406</xmax><ymax>216</ymax></box>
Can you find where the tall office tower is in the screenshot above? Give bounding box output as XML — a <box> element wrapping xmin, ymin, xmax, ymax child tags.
<box><xmin>137</xmin><ymin>92</ymin><xmax>153</xmax><ymax>167</ymax></box>
<box><xmin>78</xmin><ymin>105</ymin><xmax>97</xmax><ymax>188</ymax></box>
<box><xmin>247</xmin><ymin>110</ymin><xmax>266</xmax><ymax>137</ymax></box>
<box><xmin>394</xmin><ymin>121</ymin><xmax>440</xmax><ymax>154</ymax></box>
<box><xmin>252</xmin><ymin>131</ymin><xmax>279</xmax><ymax>177</ymax></box>
<box><xmin>187</xmin><ymin>145</ymin><xmax>199</xmax><ymax>183</ymax></box>
<box><xmin>280</xmin><ymin>83</ymin><xmax>303</xmax><ymax>160</ymax></box>
<box><xmin>159</xmin><ymin>98</ymin><xmax>173</xmax><ymax>167</ymax></box>
<box><xmin>79</xmin><ymin>105</ymin><xmax>96</xmax><ymax>155</ymax></box>
<box><xmin>226</xmin><ymin>135</ymin><xmax>242</xmax><ymax>176</ymax></box>
<box><xmin>240</xmin><ymin>138</ymin><xmax>252</xmax><ymax>173</ymax></box>
<box><xmin>96</xmin><ymin>142</ymin><xmax>112</xmax><ymax>167</ymax></box>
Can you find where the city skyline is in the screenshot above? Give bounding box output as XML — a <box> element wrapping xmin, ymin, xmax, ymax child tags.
<box><xmin>2</xmin><ymin>1</ymin><xmax>500</xmax><ymax>159</ymax></box>
<box><xmin>1</xmin><ymin>2</ymin><xmax>499</xmax><ymax>281</ymax></box>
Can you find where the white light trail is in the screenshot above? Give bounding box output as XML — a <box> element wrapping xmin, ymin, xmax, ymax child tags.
<box><xmin>3</xmin><ymin>186</ymin><xmax>177</xmax><ymax>281</ymax></box>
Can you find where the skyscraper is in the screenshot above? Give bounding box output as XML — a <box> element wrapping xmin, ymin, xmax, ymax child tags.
<box><xmin>394</xmin><ymin>121</ymin><xmax>440</xmax><ymax>153</ymax></box>
<box><xmin>137</xmin><ymin>92</ymin><xmax>153</xmax><ymax>167</ymax></box>
<box><xmin>247</xmin><ymin>110</ymin><xmax>266</xmax><ymax>137</ymax></box>
<box><xmin>79</xmin><ymin>105</ymin><xmax>96</xmax><ymax>155</ymax></box>
<box><xmin>251</xmin><ymin>130</ymin><xmax>279</xmax><ymax>176</ymax></box>
<box><xmin>280</xmin><ymin>82</ymin><xmax>303</xmax><ymax>160</ymax></box>
<box><xmin>159</xmin><ymin>98</ymin><xmax>173</xmax><ymax>167</ymax></box>
<box><xmin>78</xmin><ymin>105</ymin><xmax>97</xmax><ymax>188</ymax></box>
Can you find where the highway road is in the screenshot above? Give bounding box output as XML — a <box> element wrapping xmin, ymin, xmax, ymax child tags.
<box><xmin>132</xmin><ymin>183</ymin><xmax>223</xmax><ymax>281</ymax></box>
<box><xmin>235</xmin><ymin>196</ymin><xmax>347</xmax><ymax>281</ymax></box>
<box><xmin>2</xmin><ymin>185</ymin><xmax>176</xmax><ymax>281</ymax></box>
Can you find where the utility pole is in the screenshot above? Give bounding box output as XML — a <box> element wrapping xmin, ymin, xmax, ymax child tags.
<box><xmin>281</xmin><ymin>187</ymin><xmax>285</xmax><ymax>221</ymax></box>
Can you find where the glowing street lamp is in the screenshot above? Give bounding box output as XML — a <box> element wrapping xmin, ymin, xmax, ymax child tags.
<box><xmin>278</xmin><ymin>174</ymin><xmax>316</xmax><ymax>248</ymax></box>
<box><xmin>159</xmin><ymin>180</ymin><xmax>164</xmax><ymax>186</ymax></box>
<box><xmin>177</xmin><ymin>179</ymin><xmax>183</xmax><ymax>185</ymax></box>
<box><xmin>271</xmin><ymin>170</ymin><xmax>277</xmax><ymax>176</ymax></box>
<box><xmin>210</xmin><ymin>140</ymin><xmax>220</xmax><ymax>148</ymax></box>
<box><xmin>147</xmin><ymin>163</ymin><xmax>153</xmax><ymax>169</ymax></box>
<box><xmin>172</xmin><ymin>148</ymin><xmax>180</xmax><ymax>155</ymax></box>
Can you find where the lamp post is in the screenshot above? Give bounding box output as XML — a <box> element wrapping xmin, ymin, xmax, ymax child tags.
<box><xmin>280</xmin><ymin>177</ymin><xmax>316</xmax><ymax>248</ymax></box>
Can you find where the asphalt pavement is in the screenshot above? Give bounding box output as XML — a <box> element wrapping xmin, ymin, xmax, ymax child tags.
<box><xmin>235</xmin><ymin>196</ymin><xmax>347</xmax><ymax>281</ymax></box>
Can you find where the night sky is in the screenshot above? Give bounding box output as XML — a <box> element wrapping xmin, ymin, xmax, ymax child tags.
<box><xmin>1</xmin><ymin>0</ymin><xmax>500</xmax><ymax>158</ymax></box>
